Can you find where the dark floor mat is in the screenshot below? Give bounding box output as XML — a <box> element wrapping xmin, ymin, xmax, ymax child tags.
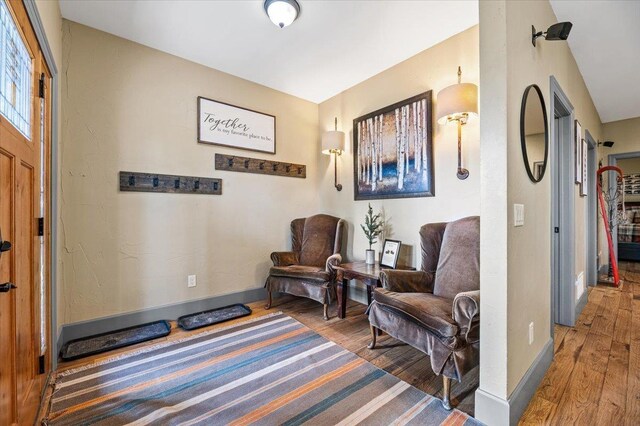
<box><xmin>177</xmin><ymin>304</ymin><xmax>252</xmax><ymax>330</ymax></box>
<box><xmin>60</xmin><ymin>320</ymin><xmax>171</xmax><ymax>361</ymax></box>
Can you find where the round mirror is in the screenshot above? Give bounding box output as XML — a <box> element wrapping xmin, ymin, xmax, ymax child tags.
<box><xmin>520</xmin><ymin>84</ymin><xmax>548</xmax><ymax>182</ymax></box>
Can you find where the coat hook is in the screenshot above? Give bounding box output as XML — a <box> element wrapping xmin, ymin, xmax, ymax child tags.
<box><xmin>298</xmin><ymin>167</ymin><xmax>302</xmax><ymax>174</ymax></box>
<box><xmin>286</xmin><ymin>165</ymin><xmax>291</xmax><ymax>173</ymax></box>
<box><xmin>228</xmin><ymin>158</ymin><xmax>234</xmax><ymax>167</ymax></box>
<box><xmin>273</xmin><ymin>164</ymin><xmax>278</xmax><ymax>171</ymax></box>
<box><xmin>174</xmin><ymin>179</ymin><xmax>180</xmax><ymax>189</ymax></box>
<box><xmin>244</xmin><ymin>160</ymin><xmax>250</xmax><ymax>168</ymax></box>
<box><xmin>153</xmin><ymin>177</ymin><xmax>159</xmax><ymax>187</ymax></box>
<box><xmin>194</xmin><ymin>180</ymin><xmax>200</xmax><ymax>190</ymax></box>
<box><xmin>259</xmin><ymin>162</ymin><xmax>265</xmax><ymax>170</ymax></box>
<box><xmin>129</xmin><ymin>175</ymin><xmax>135</xmax><ymax>186</ymax></box>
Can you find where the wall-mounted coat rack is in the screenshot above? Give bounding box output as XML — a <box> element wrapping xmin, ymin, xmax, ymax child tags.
<box><xmin>214</xmin><ymin>154</ymin><xmax>306</xmax><ymax>179</ymax></box>
<box><xmin>119</xmin><ymin>171</ymin><xmax>222</xmax><ymax>195</ymax></box>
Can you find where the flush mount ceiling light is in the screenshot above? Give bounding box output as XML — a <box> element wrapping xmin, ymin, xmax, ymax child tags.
<box><xmin>264</xmin><ymin>0</ymin><xmax>300</xmax><ymax>29</ymax></box>
<box><xmin>531</xmin><ymin>22</ymin><xmax>573</xmax><ymax>46</ymax></box>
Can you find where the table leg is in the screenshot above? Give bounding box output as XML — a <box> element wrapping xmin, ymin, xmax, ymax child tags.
<box><xmin>337</xmin><ymin>276</ymin><xmax>348</xmax><ymax>319</ymax></box>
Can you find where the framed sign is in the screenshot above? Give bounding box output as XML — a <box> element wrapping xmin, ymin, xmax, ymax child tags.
<box><xmin>353</xmin><ymin>91</ymin><xmax>434</xmax><ymax>200</ymax></box>
<box><xmin>198</xmin><ymin>96</ymin><xmax>276</xmax><ymax>154</ymax></box>
<box><xmin>380</xmin><ymin>239</ymin><xmax>401</xmax><ymax>269</ymax></box>
<box><xmin>574</xmin><ymin>120</ymin><xmax>582</xmax><ymax>184</ymax></box>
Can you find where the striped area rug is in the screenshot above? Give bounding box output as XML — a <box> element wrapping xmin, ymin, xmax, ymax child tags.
<box><xmin>46</xmin><ymin>312</ymin><xmax>480</xmax><ymax>425</ymax></box>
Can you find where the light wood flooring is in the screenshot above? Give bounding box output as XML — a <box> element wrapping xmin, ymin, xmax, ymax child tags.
<box><xmin>520</xmin><ymin>261</ymin><xmax>640</xmax><ymax>425</ymax></box>
<box><xmin>38</xmin><ymin>295</ymin><xmax>478</xmax><ymax>423</ymax></box>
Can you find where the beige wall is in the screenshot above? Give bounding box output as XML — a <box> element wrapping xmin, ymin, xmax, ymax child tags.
<box><xmin>34</xmin><ymin>0</ymin><xmax>63</xmax><ymax>333</ymax></box>
<box><xmin>618</xmin><ymin>157</ymin><xmax>640</xmax><ymax>175</ymax></box>
<box><xmin>505</xmin><ymin>0</ymin><xmax>602</xmax><ymax>395</ymax></box>
<box><xmin>603</xmin><ymin>117</ymin><xmax>640</xmax><ymax>157</ymax></box>
<box><xmin>478</xmin><ymin>0</ymin><xmax>603</xmax><ymax>420</ymax></box>
<box><xmin>318</xmin><ymin>26</ymin><xmax>480</xmax><ymax>274</ymax></box>
<box><xmin>60</xmin><ymin>21</ymin><xmax>320</xmax><ymax>324</ymax></box>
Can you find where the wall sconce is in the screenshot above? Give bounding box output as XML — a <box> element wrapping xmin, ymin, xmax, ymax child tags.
<box><xmin>322</xmin><ymin>117</ymin><xmax>345</xmax><ymax>191</ymax></box>
<box><xmin>436</xmin><ymin>66</ymin><xmax>478</xmax><ymax>180</ymax></box>
<box><xmin>597</xmin><ymin>140</ymin><xmax>615</xmax><ymax>148</ymax></box>
<box><xmin>531</xmin><ymin>22</ymin><xmax>573</xmax><ymax>46</ymax></box>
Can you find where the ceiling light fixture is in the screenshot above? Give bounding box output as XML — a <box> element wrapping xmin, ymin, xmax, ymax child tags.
<box><xmin>532</xmin><ymin>22</ymin><xmax>573</xmax><ymax>46</ymax></box>
<box><xmin>264</xmin><ymin>0</ymin><xmax>300</xmax><ymax>29</ymax></box>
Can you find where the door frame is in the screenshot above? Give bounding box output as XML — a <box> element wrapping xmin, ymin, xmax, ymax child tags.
<box><xmin>23</xmin><ymin>0</ymin><xmax>59</xmax><ymax>369</ymax></box>
<box><xmin>608</xmin><ymin>150</ymin><xmax>640</xmax><ymax>265</ymax></box>
<box><xmin>585</xmin><ymin>130</ymin><xmax>598</xmax><ymax>286</ymax></box>
<box><xmin>550</xmin><ymin>76</ymin><xmax>578</xmax><ymax>329</ymax></box>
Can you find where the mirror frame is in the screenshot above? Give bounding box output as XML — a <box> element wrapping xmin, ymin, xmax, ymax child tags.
<box><xmin>520</xmin><ymin>84</ymin><xmax>549</xmax><ymax>183</ymax></box>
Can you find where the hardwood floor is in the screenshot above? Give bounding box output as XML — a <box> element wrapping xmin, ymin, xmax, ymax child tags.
<box><xmin>520</xmin><ymin>261</ymin><xmax>640</xmax><ymax>425</ymax></box>
<box><xmin>38</xmin><ymin>295</ymin><xmax>479</xmax><ymax>422</ymax></box>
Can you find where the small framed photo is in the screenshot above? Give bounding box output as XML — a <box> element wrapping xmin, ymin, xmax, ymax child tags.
<box><xmin>380</xmin><ymin>239</ymin><xmax>401</xmax><ymax>269</ymax></box>
<box><xmin>574</xmin><ymin>120</ymin><xmax>582</xmax><ymax>184</ymax></box>
<box><xmin>533</xmin><ymin>161</ymin><xmax>545</xmax><ymax>181</ymax></box>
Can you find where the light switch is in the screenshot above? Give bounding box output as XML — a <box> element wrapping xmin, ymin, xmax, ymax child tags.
<box><xmin>514</xmin><ymin>204</ymin><xmax>525</xmax><ymax>227</ymax></box>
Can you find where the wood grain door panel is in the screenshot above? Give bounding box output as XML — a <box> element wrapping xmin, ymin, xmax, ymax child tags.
<box><xmin>0</xmin><ymin>149</ymin><xmax>16</xmax><ymax>425</ymax></box>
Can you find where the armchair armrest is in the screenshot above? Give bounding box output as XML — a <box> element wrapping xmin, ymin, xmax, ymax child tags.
<box><xmin>452</xmin><ymin>290</ymin><xmax>480</xmax><ymax>341</ymax></box>
<box><xmin>325</xmin><ymin>253</ymin><xmax>342</xmax><ymax>273</ymax></box>
<box><xmin>270</xmin><ymin>251</ymin><xmax>299</xmax><ymax>267</ymax></box>
<box><xmin>380</xmin><ymin>270</ymin><xmax>435</xmax><ymax>293</ymax></box>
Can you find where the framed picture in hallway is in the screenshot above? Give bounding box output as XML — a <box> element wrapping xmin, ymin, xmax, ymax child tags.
<box><xmin>574</xmin><ymin>119</ymin><xmax>582</xmax><ymax>184</ymax></box>
<box><xmin>353</xmin><ymin>91</ymin><xmax>434</xmax><ymax>200</ymax></box>
<box><xmin>580</xmin><ymin>138</ymin><xmax>588</xmax><ymax>196</ymax></box>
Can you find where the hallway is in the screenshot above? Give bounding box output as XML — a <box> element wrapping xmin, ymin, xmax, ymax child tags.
<box><xmin>520</xmin><ymin>262</ymin><xmax>640</xmax><ymax>424</ymax></box>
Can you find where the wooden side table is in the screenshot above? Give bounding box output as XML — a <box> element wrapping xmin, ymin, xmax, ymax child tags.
<box><xmin>333</xmin><ymin>262</ymin><xmax>415</xmax><ymax>319</ymax></box>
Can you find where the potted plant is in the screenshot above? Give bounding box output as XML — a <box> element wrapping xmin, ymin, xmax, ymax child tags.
<box><xmin>361</xmin><ymin>203</ymin><xmax>383</xmax><ymax>265</ymax></box>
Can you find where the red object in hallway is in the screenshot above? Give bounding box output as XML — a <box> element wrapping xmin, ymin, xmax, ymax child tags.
<box><xmin>596</xmin><ymin>165</ymin><xmax>623</xmax><ymax>286</ymax></box>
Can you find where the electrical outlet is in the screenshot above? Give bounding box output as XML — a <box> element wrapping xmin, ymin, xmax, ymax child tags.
<box><xmin>514</xmin><ymin>204</ymin><xmax>525</xmax><ymax>227</ymax></box>
<box><xmin>529</xmin><ymin>322</ymin><xmax>534</xmax><ymax>345</ymax></box>
<box><xmin>188</xmin><ymin>275</ymin><xmax>197</xmax><ymax>288</ymax></box>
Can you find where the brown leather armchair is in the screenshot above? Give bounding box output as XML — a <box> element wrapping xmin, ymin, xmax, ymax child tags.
<box><xmin>265</xmin><ymin>214</ymin><xmax>346</xmax><ymax>320</ymax></box>
<box><xmin>366</xmin><ymin>216</ymin><xmax>479</xmax><ymax>410</ymax></box>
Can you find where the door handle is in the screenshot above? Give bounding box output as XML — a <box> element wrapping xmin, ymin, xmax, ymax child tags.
<box><xmin>0</xmin><ymin>282</ymin><xmax>17</xmax><ymax>293</ymax></box>
<box><xmin>0</xmin><ymin>240</ymin><xmax>11</xmax><ymax>252</ymax></box>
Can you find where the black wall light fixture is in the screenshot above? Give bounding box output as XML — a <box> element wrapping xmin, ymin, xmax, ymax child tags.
<box><xmin>597</xmin><ymin>140</ymin><xmax>615</xmax><ymax>148</ymax></box>
<box><xmin>532</xmin><ymin>22</ymin><xmax>573</xmax><ymax>46</ymax></box>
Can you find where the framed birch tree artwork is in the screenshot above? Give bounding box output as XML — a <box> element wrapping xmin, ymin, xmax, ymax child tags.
<box><xmin>353</xmin><ymin>91</ymin><xmax>434</xmax><ymax>200</ymax></box>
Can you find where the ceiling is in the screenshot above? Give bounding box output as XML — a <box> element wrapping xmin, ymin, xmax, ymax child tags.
<box><xmin>58</xmin><ymin>0</ymin><xmax>478</xmax><ymax>104</ymax></box>
<box><xmin>550</xmin><ymin>0</ymin><xmax>640</xmax><ymax>123</ymax></box>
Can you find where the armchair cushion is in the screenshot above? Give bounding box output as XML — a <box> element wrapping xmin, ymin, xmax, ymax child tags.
<box><xmin>269</xmin><ymin>265</ymin><xmax>330</xmax><ymax>282</ymax></box>
<box><xmin>432</xmin><ymin>216</ymin><xmax>480</xmax><ymax>300</ymax></box>
<box><xmin>270</xmin><ymin>251</ymin><xmax>299</xmax><ymax>267</ymax></box>
<box><xmin>373</xmin><ymin>288</ymin><xmax>459</xmax><ymax>338</ymax></box>
<box><xmin>380</xmin><ymin>270</ymin><xmax>435</xmax><ymax>293</ymax></box>
<box><xmin>299</xmin><ymin>215</ymin><xmax>341</xmax><ymax>267</ymax></box>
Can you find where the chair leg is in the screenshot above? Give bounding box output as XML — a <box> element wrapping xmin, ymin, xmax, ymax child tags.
<box><xmin>265</xmin><ymin>291</ymin><xmax>272</xmax><ymax>310</ymax></box>
<box><xmin>323</xmin><ymin>303</ymin><xmax>329</xmax><ymax>321</ymax></box>
<box><xmin>441</xmin><ymin>376</ymin><xmax>453</xmax><ymax>410</ymax></box>
<box><xmin>367</xmin><ymin>324</ymin><xmax>377</xmax><ymax>349</ymax></box>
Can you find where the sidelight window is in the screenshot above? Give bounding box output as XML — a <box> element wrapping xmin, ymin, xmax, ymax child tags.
<box><xmin>0</xmin><ymin>0</ymin><xmax>32</xmax><ymax>139</ymax></box>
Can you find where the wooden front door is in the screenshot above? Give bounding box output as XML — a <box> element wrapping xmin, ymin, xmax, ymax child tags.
<box><xmin>0</xmin><ymin>1</ymin><xmax>52</xmax><ymax>424</ymax></box>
